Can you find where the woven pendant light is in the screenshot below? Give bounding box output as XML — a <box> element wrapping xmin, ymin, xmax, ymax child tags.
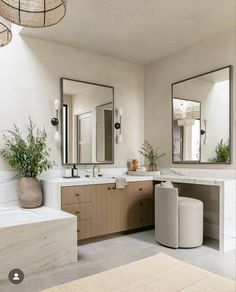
<box><xmin>0</xmin><ymin>15</ymin><xmax>11</xmax><ymax>46</ymax></box>
<box><xmin>0</xmin><ymin>0</ymin><xmax>67</xmax><ymax>28</ymax></box>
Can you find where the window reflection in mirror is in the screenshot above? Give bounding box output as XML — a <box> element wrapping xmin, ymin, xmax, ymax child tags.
<box><xmin>61</xmin><ymin>79</ymin><xmax>114</xmax><ymax>165</ymax></box>
<box><xmin>173</xmin><ymin>98</ymin><xmax>200</xmax><ymax>162</ymax></box>
<box><xmin>172</xmin><ymin>66</ymin><xmax>231</xmax><ymax>164</ymax></box>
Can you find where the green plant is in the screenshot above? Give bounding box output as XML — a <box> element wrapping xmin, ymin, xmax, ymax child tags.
<box><xmin>139</xmin><ymin>140</ymin><xmax>165</xmax><ymax>170</ymax></box>
<box><xmin>0</xmin><ymin>118</ymin><xmax>54</xmax><ymax>177</ymax></box>
<box><xmin>209</xmin><ymin>139</ymin><xmax>230</xmax><ymax>163</ymax></box>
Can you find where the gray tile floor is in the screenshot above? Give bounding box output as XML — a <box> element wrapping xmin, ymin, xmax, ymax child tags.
<box><xmin>0</xmin><ymin>230</ymin><xmax>235</xmax><ymax>292</ymax></box>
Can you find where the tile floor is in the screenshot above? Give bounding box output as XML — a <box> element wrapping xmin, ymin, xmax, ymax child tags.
<box><xmin>0</xmin><ymin>230</ymin><xmax>235</xmax><ymax>292</ymax></box>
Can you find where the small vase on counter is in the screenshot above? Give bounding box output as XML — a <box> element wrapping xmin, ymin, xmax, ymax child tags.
<box><xmin>131</xmin><ymin>159</ymin><xmax>138</xmax><ymax>171</ymax></box>
<box><xmin>148</xmin><ymin>162</ymin><xmax>157</xmax><ymax>171</ymax></box>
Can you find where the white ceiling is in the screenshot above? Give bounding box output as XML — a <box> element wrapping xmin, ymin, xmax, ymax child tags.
<box><xmin>22</xmin><ymin>0</ymin><xmax>236</xmax><ymax>65</ymax></box>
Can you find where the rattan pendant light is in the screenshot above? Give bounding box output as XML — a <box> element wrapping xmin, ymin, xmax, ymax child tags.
<box><xmin>0</xmin><ymin>15</ymin><xmax>11</xmax><ymax>46</ymax></box>
<box><xmin>0</xmin><ymin>0</ymin><xmax>67</xmax><ymax>28</ymax></box>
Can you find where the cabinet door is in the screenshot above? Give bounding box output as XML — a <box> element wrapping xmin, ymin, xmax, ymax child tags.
<box><xmin>77</xmin><ymin>219</ymin><xmax>92</xmax><ymax>240</ymax></box>
<box><xmin>91</xmin><ymin>184</ymin><xmax>126</xmax><ymax>237</ymax></box>
<box><xmin>61</xmin><ymin>185</ymin><xmax>92</xmax><ymax>205</ymax></box>
<box><xmin>124</xmin><ymin>181</ymin><xmax>154</xmax><ymax>230</ymax></box>
<box><xmin>126</xmin><ymin>181</ymin><xmax>153</xmax><ymax>197</ymax></box>
<box><xmin>91</xmin><ymin>184</ymin><xmax>112</xmax><ymax>237</ymax></box>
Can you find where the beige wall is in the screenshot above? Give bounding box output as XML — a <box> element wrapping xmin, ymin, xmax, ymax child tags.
<box><xmin>144</xmin><ymin>28</ymin><xmax>235</xmax><ymax>168</ymax></box>
<box><xmin>0</xmin><ymin>28</ymin><xmax>144</xmax><ymax>170</ymax></box>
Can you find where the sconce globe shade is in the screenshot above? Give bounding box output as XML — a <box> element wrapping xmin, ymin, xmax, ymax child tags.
<box><xmin>0</xmin><ymin>15</ymin><xmax>12</xmax><ymax>47</ymax></box>
<box><xmin>54</xmin><ymin>99</ymin><xmax>60</xmax><ymax>110</ymax></box>
<box><xmin>118</xmin><ymin>108</ymin><xmax>123</xmax><ymax>117</ymax></box>
<box><xmin>117</xmin><ymin>134</ymin><xmax>123</xmax><ymax>144</ymax></box>
<box><xmin>0</xmin><ymin>0</ymin><xmax>67</xmax><ymax>28</ymax></box>
<box><xmin>54</xmin><ymin>131</ymin><xmax>60</xmax><ymax>142</ymax></box>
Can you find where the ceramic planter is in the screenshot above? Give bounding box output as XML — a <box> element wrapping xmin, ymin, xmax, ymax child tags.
<box><xmin>18</xmin><ymin>177</ymin><xmax>42</xmax><ymax>208</ymax></box>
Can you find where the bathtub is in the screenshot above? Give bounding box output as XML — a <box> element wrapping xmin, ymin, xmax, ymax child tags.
<box><xmin>0</xmin><ymin>206</ymin><xmax>77</xmax><ymax>281</ymax></box>
<box><xmin>0</xmin><ymin>206</ymin><xmax>73</xmax><ymax>227</ymax></box>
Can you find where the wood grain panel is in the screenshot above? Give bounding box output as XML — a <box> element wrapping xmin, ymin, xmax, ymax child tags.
<box><xmin>128</xmin><ymin>195</ymin><xmax>153</xmax><ymax>213</ymax></box>
<box><xmin>127</xmin><ymin>210</ymin><xmax>153</xmax><ymax>230</ymax></box>
<box><xmin>61</xmin><ymin>185</ymin><xmax>92</xmax><ymax>205</ymax></box>
<box><xmin>77</xmin><ymin>219</ymin><xmax>92</xmax><ymax>240</ymax></box>
<box><xmin>126</xmin><ymin>181</ymin><xmax>153</xmax><ymax>197</ymax></box>
<box><xmin>62</xmin><ymin>202</ymin><xmax>92</xmax><ymax>221</ymax></box>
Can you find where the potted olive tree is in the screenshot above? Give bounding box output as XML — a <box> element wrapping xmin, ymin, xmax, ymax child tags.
<box><xmin>0</xmin><ymin>118</ymin><xmax>54</xmax><ymax>208</ymax></box>
<box><xmin>139</xmin><ymin>140</ymin><xmax>165</xmax><ymax>171</ymax></box>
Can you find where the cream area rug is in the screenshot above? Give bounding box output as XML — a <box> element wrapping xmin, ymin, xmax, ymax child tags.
<box><xmin>42</xmin><ymin>252</ymin><xmax>236</xmax><ymax>292</ymax></box>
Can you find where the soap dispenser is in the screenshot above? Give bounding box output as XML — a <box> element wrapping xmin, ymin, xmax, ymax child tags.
<box><xmin>72</xmin><ymin>165</ymin><xmax>78</xmax><ymax>177</ymax></box>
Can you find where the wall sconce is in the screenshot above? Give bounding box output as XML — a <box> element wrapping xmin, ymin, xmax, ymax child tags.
<box><xmin>115</xmin><ymin>108</ymin><xmax>123</xmax><ymax>144</ymax></box>
<box><xmin>202</xmin><ymin>119</ymin><xmax>208</xmax><ymax>145</ymax></box>
<box><xmin>51</xmin><ymin>99</ymin><xmax>60</xmax><ymax>142</ymax></box>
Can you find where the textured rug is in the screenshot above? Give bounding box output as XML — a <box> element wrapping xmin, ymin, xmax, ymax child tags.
<box><xmin>42</xmin><ymin>252</ymin><xmax>236</xmax><ymax>292</ymax></box>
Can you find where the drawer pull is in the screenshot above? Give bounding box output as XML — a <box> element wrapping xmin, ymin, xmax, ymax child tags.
<box><xmin>140</xmin><ymin>202</ymin><xmax>144</xmax><ymax>207</ymax></box>
<box><xmin>139</xmin><ymin>188</ymin><xmax>143</xmax><ymax>191</ymax></box>
<box><xmin>112</xmin><ymin>187</ymin><xmax>116</xmax><ymax>190</ymax></box>
<box><xmin>108</xmin><ymin>187</ymin><xmax>111</xmax><ymax>190</ymax></box>
<box><xmin>75</xmin><ymin>193</ymin><xmax>80</xmax><ymax>197</ymax></box>
<box><xmin>77</xmin><ymin>230</ymin><xmax>80</xmax><ymax>233</ymax></box>
<box><xmin>75</xmin><ymin>211</ymin><xmax>80</xmax><ymax>214</ymax></box>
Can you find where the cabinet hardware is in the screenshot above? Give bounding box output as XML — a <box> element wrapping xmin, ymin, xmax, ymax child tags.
<box><xmin>75</xmin><ymin>211</ymin><xmax>80</xmax><ymax>214</ymax></box>
<box><xmin>108</xmin><ymin>187</ymin><xmax>111</xmax><ymax>190</ymax></box>
<box><xmin>77</xmin><ymin>230</ymin><xmax>80</xmax><ymax>233</ymax></box>
<box><xmin>140</xmin><ymin>202</ymin><xmax>143</xmax><ymax>207</ymax></box>
<box><xmin>139</xmin><ymin>188</ymin><xmax>143</xmax><ymax>191</ymax></box>
<box><xmin>112</xmin><ymin>187</ymin><xmax>116</xmax><ymax>190</ymax></box>
<box><xmin>75</xmin><ymin>193</ymin><xmax>80</xmax><ymax>197</ymax></box>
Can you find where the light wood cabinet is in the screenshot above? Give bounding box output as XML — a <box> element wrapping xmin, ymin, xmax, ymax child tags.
<box><xmin>91</xmin><ymin>184</ymin><xmax>126</xmax><ymax>237</ymax></box>
<box><xmin>125</xmin><ymin>181</ymin><xmax>154</xmax><ymax>230</ymax></box>
<box><xmin>61</xmin><ymin>185</ymin><xmax>92</xmax><ymax>240</ymax></box>
<box><xmin>61</xmin><ymin>181</ymin><xmax>153</xmax><ymax>242</ymax></box>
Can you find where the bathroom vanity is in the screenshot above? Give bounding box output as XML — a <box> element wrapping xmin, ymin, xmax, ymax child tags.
<box><xmin>41</xmin><ymin>168</ymin><xmax>236</xmax><ymax>252</ymax></box>
<box><xmin>42</xmin><ymin>176</ymin><xmax>154</xmax><ymax>242</ymax></box>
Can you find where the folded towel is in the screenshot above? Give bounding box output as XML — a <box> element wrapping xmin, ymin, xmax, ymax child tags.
<box><xmin>115</xmin><ymin>177</ymin><xmax>127</xmax><ymax>189</ymax></box>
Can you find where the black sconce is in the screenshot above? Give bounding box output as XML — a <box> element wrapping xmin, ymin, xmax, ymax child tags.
<box><xmin>51</xmin><ymin>99</ymin><xmax>60</xmax><ymax>141</ymax></box>
<box><xmin>115</xmin><ymin>109</ymin><xmax>123</xmax><ymax>144</ymax></box>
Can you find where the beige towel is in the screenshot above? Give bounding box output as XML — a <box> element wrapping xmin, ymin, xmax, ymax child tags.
<box><xmin>115</xmin><ymin>177</ymin><xmax>127</xmax><ymax>189</ymax></box>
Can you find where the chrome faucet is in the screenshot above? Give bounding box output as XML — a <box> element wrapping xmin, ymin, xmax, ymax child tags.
<box><xmin>92</xmin><ymin>165</ymin><xmax>100</xmax><ymax>177</ymax></box>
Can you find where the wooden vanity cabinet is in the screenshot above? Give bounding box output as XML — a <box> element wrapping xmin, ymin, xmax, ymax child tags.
<box><xmin>91</xmin><ymin>184</ymin><xmax>127</xmax><ymax>237</ymax></box>
<box><xmin>61</xmin><ymin>185</ymin><xmax>92</xmax><ymax>240</ymax></box>
<box><xmin>61</xmin><ymin>181</ymin><xmax>154</xmax><ymax>241</ymax></box>
<box><xmin>125</xmin><ymin>181</ymin><xmax>154</xmax><ymax>230</ymax></box>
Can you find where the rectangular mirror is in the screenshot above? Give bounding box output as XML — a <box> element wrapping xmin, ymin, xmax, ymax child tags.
<box><xmin>172</xmin><ymin>66</ymin><xmax>232</xmax><ymax>164</ymax></box>
<box><xmin>61</xmin><ymin>78</ymin><xmax>114</xmax><ymax>165</ymax></box>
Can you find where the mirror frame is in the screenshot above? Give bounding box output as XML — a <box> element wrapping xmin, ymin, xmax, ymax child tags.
<box><xmin>60</xmin><ymin>77</ymin><xmax>115</xmax><ymax>166</ymax></box>
<box><xmin>171</xmin><ymin>65</ymin><xmax>232</xmax><ymax>165</ymax></box>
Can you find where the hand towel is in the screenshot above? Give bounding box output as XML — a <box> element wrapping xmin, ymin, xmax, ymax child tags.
<box><xmin>115</xmin><ymin>177</ymin><xmax>127</xmax><ymax>189</ymax></box>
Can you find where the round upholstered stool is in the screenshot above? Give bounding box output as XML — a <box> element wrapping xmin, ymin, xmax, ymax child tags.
<box><xmin>178</xmin><ymin>197</ymin><xmax>203</xmax><ymax>248</ymax></box>
<box><xmin>155</xmin><ymin>185</ymin><xmax>204</xmax><ymax>249</ymax></box>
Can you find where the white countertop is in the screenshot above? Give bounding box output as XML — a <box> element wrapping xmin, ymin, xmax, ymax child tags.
<box><xmin>153</xmin><ymin>174</ymin><xmax>236</xmax><ymax>186</ymax></box>
<box><xmin>41</xmin><ymin>175</ymin><xmax>153</xmax><ymax>186</ymax></box>
<box><xmin>41</xmin><ymin>172</ymin><xmax>236</xmax><ymax>187</ymax></box>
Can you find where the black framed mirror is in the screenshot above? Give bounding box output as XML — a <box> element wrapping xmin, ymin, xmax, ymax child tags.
<box><xmin>172</xmin><ymin>65</ymin><xmax>232</xmax><ymax>164</ymax></box>
<box><xmin>61</xmin><ymin>78</ymin><xmax>114</xmax><ymax>165</ymax></box>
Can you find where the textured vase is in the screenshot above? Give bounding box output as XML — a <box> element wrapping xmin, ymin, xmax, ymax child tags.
<box><xmin>148</xmin><ymin>162</ymin><xmax>157</xmax><ymax>171</ymax></box>
<box><xmin>18</xmin><ymin>177</ymin><xmax>43</xmax><ymax>208</ymax></box>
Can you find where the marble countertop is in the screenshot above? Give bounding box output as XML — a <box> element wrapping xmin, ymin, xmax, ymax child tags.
<box><xmin>40</xmin><ymin>172</ymin><xmax>236</xmax><ymax>187</ymax></box>
<box><xmin>41</xmin><ymin>175</ymin><xmax>153</xmax><ymax>186</ymax></box>
<box><xmin>153</xmin><ymin>174</ymin><xmax>236</xmax><ymax>186</ymax></box>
